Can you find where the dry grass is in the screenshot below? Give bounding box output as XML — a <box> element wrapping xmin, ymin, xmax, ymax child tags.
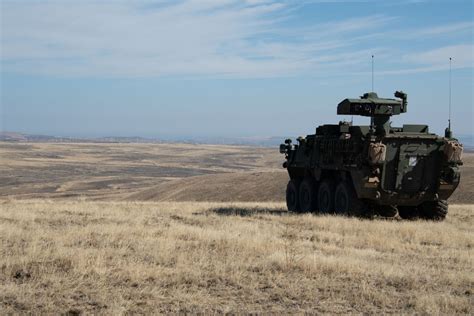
<box><xmin>0</xmin><ymin>142</ymin><xmax>280</xmax><ymax>200</ymax></box>
<box><xmin>1</xmin><ymin>200</ymin><xmax>472</xmax><ymax>314</ymax></box>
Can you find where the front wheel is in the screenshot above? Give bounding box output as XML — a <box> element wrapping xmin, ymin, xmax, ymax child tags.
<box><xmin>299</xmin><ymin>178</ymin><xmax>317</xmax><ymax>213</ymax></box>
<box><xmin>286</xmin><ymin>179</ymin><xmax>301</xmax><ymax>212</ymax></box>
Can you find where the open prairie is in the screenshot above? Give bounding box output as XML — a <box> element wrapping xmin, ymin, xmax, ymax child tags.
<box><xmin>0</xmin><ymin>142</ymin><xmax>283</xmax><ymax>201</ymax></box>
<box><xmin>1</xmin><ymin>142</ymin><xmax>473</xmax><ymax>203</ymax></box>
<box><xmin>1</xmin><ymin>142</ymin><xmax>473</xmax><ymax>314</ymax></box>
<box><xmin>1</xmin><ymin>200</ymin><xmax>472</xmax><ymax>314</ymax></box>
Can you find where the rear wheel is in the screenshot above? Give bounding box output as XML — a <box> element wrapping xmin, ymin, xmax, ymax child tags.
<box><xmin>286</xmin><ymin>179</ymin><xmax>301</xmax><ymax>212</ymax></box>
<box><xmin>397</xmin><ymin>206</ymin><xmax>418</xmax><ymax>220</ymax></box>
<box><xmin>419</xmin><ymin>200</ymin><xmax>448</xmax><ymax>221</ymax></box>
<box><xmin>318</xmin><ymin>179</ymin><xmax>335</xmax><ymax>214</ymax></box>
<box><xmin>334</xmin><ymin>180</ymin><xmax>367</xmax><ymax>216</ymax></box>
<box><xmin>299</xmin><ymin>178</ymin><xmax>317</xmax><ymax>213</ymax></box>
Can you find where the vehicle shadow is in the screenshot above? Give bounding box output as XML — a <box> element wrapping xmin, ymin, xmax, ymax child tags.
<box><xmin>210</xmin><ymin>206</ymin><xmax>289</xmax><ymax>217</ymax></box>
<box><xmin>208</xmin><ymin>206</ymin><xmax>400</xmax><ymax>220</ymax></box>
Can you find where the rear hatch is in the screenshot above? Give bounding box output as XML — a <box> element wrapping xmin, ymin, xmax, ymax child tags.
<box><xmin>381</xmin><ymin>136</ymin><xmax>441</xmax><ymax>194</ymax></box>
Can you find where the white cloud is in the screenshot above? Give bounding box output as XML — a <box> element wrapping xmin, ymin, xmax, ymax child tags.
<box><xmin>403</xmin><ymin>44</ymin><xmax>474</xmax><ymax>68</ymax></box>
<box><xmin>1</xmin><ymin>0</ymin><xmax>472</xmax><ymax>78</ymax></box>
<box><xmin>1</xmin><ymin>0</ymin><xmax>296</xmax><ymax>77</ymax></box>
<box><xmin>408</xmin><ymin>21</ymin><xmax>474</xmax><ymax>38</ymax></box>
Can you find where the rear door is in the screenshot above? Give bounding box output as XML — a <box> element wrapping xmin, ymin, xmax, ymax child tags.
<box><xmin>395</xmin><ymin>142</ymin><xmax>438</xmax><ymax>194</ymax></box>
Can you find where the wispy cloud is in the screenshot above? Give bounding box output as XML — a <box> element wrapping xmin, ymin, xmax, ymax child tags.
<box><xmin>1</xmin><ymin>0</ymin><xmax>472</xmax><ymax>78</ymax></box>
<box><xmin>403</xmin><ymin>44</ymin><xmax>473</xmax><ymax>68</ymax></box>
<box><xmin>411</xmin><ymin>21</ymin><xmax>473</xmax><ymax>37</ymax></box>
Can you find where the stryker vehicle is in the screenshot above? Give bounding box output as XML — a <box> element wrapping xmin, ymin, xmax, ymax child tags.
<box><xmin>279</xmin><ymin>91</ymin><xmax>463</xmax><ymax>220</ymax></box>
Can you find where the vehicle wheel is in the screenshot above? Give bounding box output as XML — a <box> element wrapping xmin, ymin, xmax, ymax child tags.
<box><xmin>419</xmin><ymin>200</ymin><xmax>448</xmax><ymax>221</ymax></box>
<box><xmin>334</xmin><ymin>180</ymin><xmax>367</xmax><ymax>216</ymax></box>
<box><xmin>318</xmin><ymin>179</ymin><xmax>335</xmax><ymax>214</ymax></box>
<box><xmin>378</xmin><ymin>205</ymin><xmax>398</xmax><ymax>218</ymax></box>
<box><xmin>397</xmin><ymin>206</ymin><xmax>418</xmax><ymax>220</ymax></box>
<box><xmin>299</xmin><ymin>178</ymin><xmax>317</xmax><ymax>212</ymax></box>
<box><xmin>286</xmin><ymin>179</ymin><xmax>301</xmax><ymax>212</ymax></box>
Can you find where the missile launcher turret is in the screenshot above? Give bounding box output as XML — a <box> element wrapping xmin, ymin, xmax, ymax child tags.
<box><xmin>280</xmin><ymin>91</ymin><xmax>463</xmax><ymax>220</ymax></box>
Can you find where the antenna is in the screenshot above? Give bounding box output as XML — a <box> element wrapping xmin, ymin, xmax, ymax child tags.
<box><xmin>445</xmin><ymin>57</ymin><xmax>453</xmax><ymax>138</ymax></box>
<box><xmin>371</xmin><ymin>54</ymin><xmax>374</xmax><ymax>92</ymax></box>
<box><xmin>369</xmin><ymin>54</ymin><xmax>374</xmax><ymax>129</ymax></box>
<box><xmin>449</xmin><ymin>57</ymin><xmax>452</xmax><ymax>131</ymax></box>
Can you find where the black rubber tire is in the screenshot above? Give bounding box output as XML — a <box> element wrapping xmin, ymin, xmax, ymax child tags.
<box><xmin>299</xmin><ymin>178</ymin><xmax>317</xmax><ymax>213</ymax></box>
<box><xmin>334</xmin><ymin>181</ymin><xmax>350</xmax><ymax>215</ymax></box>
<box><xmin>318</xmin><ymin>179</ymin><xmax>335</xmax><ymax>214</ymax></box>
<box><xmin>334</xmin><ymin>180</ymin><xmax>367</xmax><ymax>216</ymax></box>
<box><xmin>286</xmin><ymin>179</ymin><xmax>301</xmax><ymax>212</ymax></box>
<box><xmin>378</xmin><ymin>205</ymin><xmax>398</xmax><ymax>218</ymax></box>
<box><xmin>397</xmin><ymin>206</ymin><xmax>419</xmax><ymax>220</ymax></box>
<box><xmin>419</xmin><ymin>200</ymin><xmax>448</xmax><ymax>221</ymax></box>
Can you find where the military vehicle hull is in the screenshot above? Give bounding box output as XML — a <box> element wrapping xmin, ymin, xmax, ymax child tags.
<box><xmin>280</xmin><ymin>92</ymin><xmax>463</xmax><ymax>220</ymax></box>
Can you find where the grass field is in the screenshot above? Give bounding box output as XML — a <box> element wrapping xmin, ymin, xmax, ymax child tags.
<box><xmin>1</xmin><ymin>200</ymin><xmax>472</xmax><ymax>314</ymax></box>
<box><xmin>1</xmin><ymin>142</ymin><xmax>473</xmax><ymax>313</ymax></box>
<box><xmin>0</xmin><ymin>142</ymin><xmax>282</xmax><ymax>201</ymax></box>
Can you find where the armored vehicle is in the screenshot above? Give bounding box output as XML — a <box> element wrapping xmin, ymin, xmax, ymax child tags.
<box><xmin>280</xmin><ymin>91</ymin><xmax>463</xmax><ymax>220</ymax></box>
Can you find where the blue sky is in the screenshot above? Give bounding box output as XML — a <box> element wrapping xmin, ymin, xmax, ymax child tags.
<box><xmin>1</xmin><ymin>0</ymin><xmax>473</xmax><ymax>139</ymax></box>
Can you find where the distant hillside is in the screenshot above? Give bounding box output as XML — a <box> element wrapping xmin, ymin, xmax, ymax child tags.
<box><xmin>0</xmin><ymin>132</ymin><xmax>28</xmax><ymax>141</ymax></box>
<box><xmin>458</xmin><ymin>135</ymin><xmax>474</xmax><ymax>152</ymax></box>
<box><xmin>0</xmin><ymin>132</ymin><xmax>163</xmax><ymax>143</ymax></box>
<box><xmin>0</xmin><ymin>131</ymin><xmax>288</xmax><ymax>147</ymax></box>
